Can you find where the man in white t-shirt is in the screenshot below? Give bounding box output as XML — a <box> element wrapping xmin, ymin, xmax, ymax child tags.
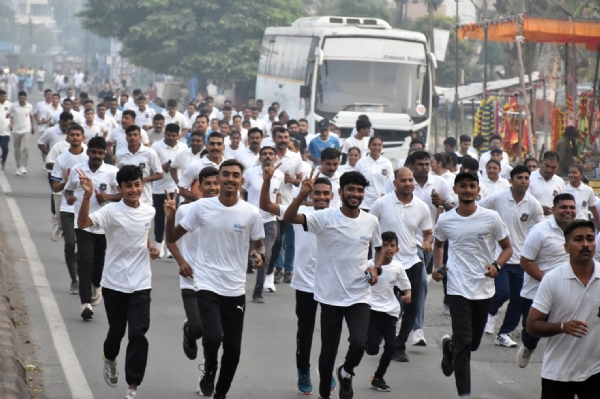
<box><xmin>317</xmin><ymin>148</ymin><xmax>342</xmax><ymax>209</ymax></box>
<box><xmin>65</xmin><ymin>137</ymin><xmax>120</xmax><ymax>319</ymax></box>
<box><xmin>35</xmin><ymin>67</ymin><xmax>45</xmax><ymax>93</ymax></box>
<box><xmin>260</xmin><ymin>165</ymin><xmax>334</xmax><ymax>395</ymax></box>
<box><xmin>7</xmin><ymin>91</ymin><xmax>34</xmax><ymax>175</ymax></box>
<box><xmin>478</xmin><ymin>135</ymin><xmax>510</xmax><ymax>172</ymax></box>
<box><xmin>223</xmin><ymin>130</ymin><xmax>244</xmax><ymax>160</ymax></box>
<box><xmin>240</xmin><ymin>146</ymin><xmax>284</xmax><ymax>303</ymax></box>
<box><xmin>76</xmin><ymin>165</ymin><xmax>160</xmax><ymax>399</ymax></box>
<box><xmin>565</xmin><ymin>163</ymin><xmax>600</xmax><ymax>226</ymax></box>
<box><xmin>370</xmin><ymin>167</ymin><xmax>432</xmax><ymax>363</ymax></box>
<box><xmin>235</xmin><ymin>127</ymin><xmax>262</xmax><ymax>171</ymax></box>
<box><xmin>0</xmin><ymin>90</ymin><xmax>12</xmax><ymax>169</ymax></box>
<box><xmin>134</xmin><ymin>95</ymin><xmax>156</xmax><ymax>130</ymax></box>
<box><xmin>51</xmin><ymin>125</ymin><xmax>89</xmax><ymax>294</ymax></box>
<box><xmin>456</xmin><ymin>134</ymin><xmax>479</xmax><ymax>160</ymax></box>
<box><xmin>432</xmin><ymin>171</ymin><xmax>512</xmax><ymax>397</ymax></box>
<box><xmin>165</xmin><ymin>159</ymin><xmax>266</xmax><ymax>399</ymax></box>
<box><xmin>73</xmin><ymin>69</ymin><xmax>84</xmax><ymax>95</ymax></box>
<box><xmin>517</xmin><ymin>193</ymin><xmax>575</xmax><ymax>368</ymax></box>
<box><xmin>527</xmin><ymin>219</ymin><xmax>600</xmax><ymax>398</ymax></box>
<box><xmin>170</xmin><ymin>131</ymin><xmax>204</xmax><ymax>185</ymax></box>
<box><xmin>178</xmin><ymin>132</ymin><xmax>225</xmax><ymax>201</ymax></box>
<box><xmin>150</xmin><ymin>123</ymin><xmax>186</xmax><ymax>256</ymax></box>
<box><xmin>50</xmin><ymin>98</ymin><xmax>84</xmax><ymax>126</ymax></box>
<box><xmin>107</xmin><ymin>110</ymin><xmax>151</xmax><ymax>162</ymax></box>
<box><xmin>478</xmin><ymin>165</ymin><xmax>544</xmax><ymax>348</ymax></box>
<box><xmin>342</xmin><ymin>118</ymin><xmax>370</xmax><ymax>163</ymax></box>
<box><xmin>283</xmin><ymin>170</ymin><xmax>383</xmax><ymax>399</ymax></box>
<box><xmin>162</xmin><ymin>99</ymin><xmax>188</xmax><ymax>139</ymax></box>
<box><xmin>95</xmin><ymin>103</ymin><xmax>118</xmax><ymax>136</ymax></box>
<box><xmin>146</xmin><ymin>114</ymin><xmax>165</xmax><ymax>144</ymax></box>
<box><xmin>529</xmin><ymin>151</ymin><xmax>565</xmax><ymax>220</ymax></box>
<box><xmin>34</xmin><ymin>89</ymin><xmax>53</xmax><ymax>133</ymax></box>
<box><xmin>82</xmin><ymin>108</ymin><xmax>107</xmax><ymax>143</ymax></box>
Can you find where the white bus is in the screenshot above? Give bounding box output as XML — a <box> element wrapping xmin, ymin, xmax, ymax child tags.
<box><xmin>256</xmin><ymin>16</ymin><xmax>437</xmax><ymax>162</ymax></box>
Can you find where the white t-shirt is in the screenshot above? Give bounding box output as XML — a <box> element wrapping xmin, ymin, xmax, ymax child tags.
<box><xmin>533</xmin><ymin>262</ymin><xmax>600</xmax><ymax>382</ymax></box>
<box><xmin>134</xmin><ymin>107</ymin><xmax>156</xmax><ymax>127</ymax></box>
<box><xmin>8</xmin><ymin>102</ymin><xmax>33</xmax><ymax>133</ymax></box>
<box><xmin>50</xmin><ymin>149</ymin><xmax>89</xmax><ymax>213</ymax></box>
<box><xmin>274</xmin><ymin>150</ymin><xmax>304</xmax><ymax>206</ymax></box>
<box><xmin>235</xmin><ymin>147</ymin><xmax>260</xmax><ymax>171</ymax></box>
<box><xmin>162</xmin><ymin>111</ymin><xmax>189</xmax><ymax>130</ymax></box>
<box><xmin>338</xmin><ymin>163</ymin><xmax>355</xmax><ymax>175</ymax></box>
<box><xmin>528</xmin><ymin>170</ymin><xmax>565</xmax><ymax>218</ymax></box>
<box><xmin>413</xmin><ymin>174</ymin><xmax>454</xmax><ymax>245</ymax></box>
<box><xmin>479</xmin><ymin>150</ymin><xmax>510</xmax><ymax>171</ymax></box>
<box><xmin>171</xmin><ymin>148</ymin><xmax>202</xmax><ymax>178</ymax></box>
<box><xmin>178</xmin><ymin>156</ymin><xmax>223</xmax><ymax>190</ymax></box>
<box><xmin>175</xmin><ymin>203</ymin><xmax>199</xmax><ymax>290</ymax></box>
<box><xmin>368</xmin><ymin>259</ymin><xmax>411</xmax><ymax>318</ymax></box>
<box><xmin>116</xmin><ymin>145</ymin><xmax>163</xmax><ymax>205</ymax></box>
<box><xmin>370</xmin><ymin>193</ymin><xmax>432</xmax><ymax>268</ymax></box>
<box><xmin>433</xmin><ymin>207</ymin><xmax>509</xmax><ymax>300</ymax></box>
<box><xmin>342</xmin><ymin>135</ymin><xmax>369</xmax><ymax>158</ymax></box>
<box><xmin>179</xmin><ymin>196</ymin><xmax>265</xmax><ymax>296</ymax></box>
<box><xmin>280</xmin><ymin>205</ymin><xmax>317</xmax><ymax>293</ymax></box>
<box><xmin>520</xmin><ymin>218</ymin><xmax>568</xmax><ymax>300</ymax></box>
<box><xmin>224</xmin><ymin>144</ymin><xmax>245</xmax><ymax>160</ymax></box>
<box><xmin>305</xmin><ymin>208</ymin><xmax>382</xmax><ymax>307</ymax></box>
<box><xmin>34</xmin><ymin>100</ymin><xmax>52</xmax><ymax>130</ymax></box>
<box><xmin>89</xmin><ymin>200</ymin><xmax>155</xmax><ymax>293</ymax></box>
<box><xmin>478</xmin><ymin>189</ymin><xmax>544</xmax><ymax>264</ymax></box>
<box><xmin>455</xmin><ymin>148</ymin><xmax>479</xmax><ymax>161</ymax></box>
<box><xmin>82</xmin><ymin>122</ymin><xmax>107</xmax><ymax>143</ymax></box>
<box><xmin>565</xmin><ymin>183</ymin><xmax>595</xmax><ymax>220</ymax></box>
<box><xmin>480</xmin><ymin>175</ymin><xmax>510</xmax><ymax>194</ymax></box>
<box><xmin>354</xmin><ymin>155</ymin><xmax>394</xmax><ymax>210</ymax></box>
<box><xmin>242</xmin><ymin>165</ymin><xmax>284</xmax><ymax>223</ymax></box>
<box><xmin>51</xmin><ymin>109</ymin><xmax>84</xmax><ymax>126</ymax></box>
<box><xmin>95</xmin><ymin>114</ymin><xmax>119</xmax><ymax>134</ymax></box>
<box><xmin>0</xmin><ymin>101</ymin><xmax>13</xmax><ymax>136</ymax></box>
<box><xmin>108</xmin><ymin>109</ymin><xmax>122</xmax><ymax>123</ymax></box>
<box><xmin>151</xmin><ymin>140</ymin><xmax>187</xmax><ymax>194</ymax></box>
<box><xmin>65</xmin><ymin>161</ymin><xmax>119</xmax><ymax>234</ymax></box>
<box><xmin>73</xmin><ymin>72</ymin><xmax>84</xmax><ymax>87</ymax></box>
<box><xmin>35</xmin><ymin>70</ymin><xmax>45</xmax><ymax>82</ymax></box>
<box><xmin>38</xmin><ymin>125</ymin><xmax>68</xmax><ymax>150</ymax></box>
<box><xmin>292</xmin><ymin>161</ymin><xmax>313</xmax><ymax>198</ymax></box>
<box><xmin>107</xmin><ymin>126</ymin><xmax>150</xmax><ymax>153</ymax></box>
<box><xmin>319</xmin><ymin>170</ymin><xmax>341</xmax><ymax>209</ymax></box>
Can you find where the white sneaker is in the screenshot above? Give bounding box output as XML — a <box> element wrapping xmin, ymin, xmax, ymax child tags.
<box><xmin>495</xmin><ymin>333</ymin><xmax>517</xmax><ymax>348</ymax></box>
<box><xmin>125</xmin><ymin>389</ymin><xmax>138</xmax><ymax>399</ymax></box>
<box><xmin>263</xmin><ymin>274</ymin><xmax>276</xmax><ymax>292</ymax></box>
<box><xmin>517</xmin><ymin>345</ymin><xmax>533</xmax><ymax>368</ymax></box>
<box><xmin>81</xmin><ymin>303</ymin><xmax>93</xmax><ymax>320</ymax></box>
<box><xmin>51</xmin><ymin>225</ymin><xmax>62</xmax><ymax>242</ymax></box>
<box><xmin>165</xmin><ymin>247</ymin><xmax>172</xmax><ymax>258</ymax></box>
<box><xmin>91</xmin><ymin>286</ymin><xmax>103</xmax><ymax>306</ymax></box>
<box><xmin>20</xmin><ymin>166</ymin><xmax>27</xmax><ymax>175</ymax></box>
<box><xmin>15</xmin><ymin>167</ymin><xmax>21</xmax><ymax>176</ymax></box>
<box><xmin>441</xmin><ymin>304</ymin><xmax>450</xmax><ymax>316</ymax></box>
<box><xmin>410</xmin><ymin>329</ymin><xmax>427</xmax><ymax>346</ymax></box>
<box><xmin>157</xmin><ymin>241</ymin><xmax>165</xmax><ymax>258</ymax></box>
<box><xmin>484</xmin><ymin>314</ymin><xmax>497</xmax><ymax>335</ymax></box>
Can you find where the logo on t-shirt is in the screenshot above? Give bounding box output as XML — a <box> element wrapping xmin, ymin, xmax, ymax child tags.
<box><xmin>139</xmin><ymin>163</ymin><xmax>146</xmax><ymax>170</ymax></box>
<box><xmin>477</xmin><ymin>231</ymin><xmax>490</xmax><ymax>239</ymax></box>
<box><xmin>382</xmin><ymin>169</ymin><xmax>388</xmax><ymax>176</ymax></box>
<box><xmin>99</xmin><ymin>183</ymin><xmax>107</xmax><ymax>191</ymax></box>
<box><xmin>272</xmin><ymin>188</ymin><xmax>278</xmax><ymax>195</ymax></box>
<box><xmin>583</xmin><ymin>201</ymin><xmax>588</xmax><ymax>207</ymax></box>
<box><xmin>520</xmin><ymin>213</ymin><xmax>529</xmax><ymax>222</ymax></box>
<box><xmin>553</xmin><ymin>190</ymin><xmax>559</xmax><ymax>197</ymax></box>
<box><xmin>359</xmin><ymin>235</ymin><xmax>370</xmax><ymax>244</ymax></box>
<box><xmin>144</xmin><ymin>222</ymin><xmax>151</xmax><ymax>229</ymax></box>
<box><xmin>233</xmin><ymin>224</ymin><xmax>246</xmax><ymax>232</ymax></box>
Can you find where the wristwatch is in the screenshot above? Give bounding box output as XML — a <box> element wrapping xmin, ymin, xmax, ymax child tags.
<box><xmin>492</xmin><ymin>261</ymin><xmax>501</xmax><ymax>272</ymax></box>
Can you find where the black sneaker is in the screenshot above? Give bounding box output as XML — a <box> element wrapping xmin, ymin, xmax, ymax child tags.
<box><xmin>336</xmin><ymin>364</ymin><xmax>353</xmax><ymax>399</ymax></box>
<box><xmin>274</xmin><ymin>269</ymin><xmax>283</xmax><ymax>284</ymax></box>
<box><xmin>392</xmin><ymin>349</ymin><xmax>409</xmax><ymax>362</ymax></box>
<box><xmin>371</xmin><ymin>375</ymin><xmax>391</xmax><ymax>392</ymax></box>
<box><xmin>199</xmin><ymin>364</ymin><xmax>217</xmax><ymax>396</ymax></box>
<box><xmin>213</xmin><ymin>393</ymin><xmax>226</xmax><ymax>399</ymax></box>
<box><xmin>283</xmin><ymin>270</ymin><xmax>293</xmax><ymax>283</ymax></box>
<box><xmin>252</xmin><ymin>292</ymin><xmax>265</xmax><ymax>304</ymax></box>
<box><xmin>182</xmin><ymin>320</ymin><xmax>198</xmax><ymax>360</ymax></box>
<box><xmin>440</xmin><ymin>334</ymin><xmax>454</xmax><ymax>377</ymax></box>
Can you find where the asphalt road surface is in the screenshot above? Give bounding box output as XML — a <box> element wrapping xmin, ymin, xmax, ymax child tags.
<box><xmin>0</xmin><ymin>106</ymin><xmax>544</xmax><ymax>399</ymax></box>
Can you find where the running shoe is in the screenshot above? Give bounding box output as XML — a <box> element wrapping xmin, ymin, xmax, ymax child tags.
<box><xmin>51</xmin><ymin>226</ymin><xmax>62</xmax><ymax>242</ymax></box>
<box><xmin>517</xmin><ymin>345</ymin><xmax>533</xmax><ymax>368</ymax></box>
<box><xmin>212</xmin><ymin>394</ymin><xmax>226</xmax><ymax>399</ymax></box>
<box><xmin>199</xmin><ymin>362</ymin><xmax>217</xmax><ymax>396</ymax></box>
<box><xmin>81</xmin><ymin>303</ymin><xmax>93</xmax><ymax>321</ymax></box>
<box><xmin>21</xmin><ymin>166</ymin><xmax>27</xmax><ymax>175</ymax></box>
<box><xmin>91</xmin><ymin>286</ymin><xmax>102</xmax><ymax>306</ymax></box>
<box><xmin>440</xmin><ymin>334</ymin><xmax>454</xmax><ymax>377</ymax></box>
<box><xmin>441</xmin><ymin>303</ymin><xmax>450</xmax><ymax>316</ymax></box>
<box><xmin>410</xmin><ymin>329</ymin><xmax>426</xmax><ymax>346</ymax></box>
<box><xmin>297</xmin><ymin>369</ymin><xmax>312</xmax><ymax>395</ymax></box>
<box><xmin>70</xmin><ymin>280</ymin><xmax>79</xmax><ymax>295</ymax></box>
<box><xmin>263</xmin><ymin>274</ymin><xmax>276</xmax><ymax>292</ymax></box>
<box><xmin>252</xmin><ymin>292</ymin><xmax>265</xmax><ymax>304</ymax></box>
<box><xmin>283</xmin><ymin>270</ymin><xmax>293</xmax><ymax>283</ymax></box>
<box><xmin>337</xmin><ymin>365</ymin><xmax>353</xmax><ymax>399</ymax></box>
<box><xmin>484</xmin><ymin>314</ymin><xmax>497</xmax><ymax>334</ymax></box>
<box><xmin>125</xmin><ymin>388</ymin><xmax>137</xmax><ymax>399</ymax></box>
<box><xmin>182</xmin><ymin>320</ymin><xmax>198</xmax><ymax>360</ymax></box>
<box><xmin>274</xmin><ymin>269</ymin><xmax>283</xmax><ymax>284</ymax></box>
<box><xmin>495</xmin><ymin>333</ymin><xmax>517</xmax><ymax>348</ymax></box>
<box><xmin>392</xmin><ymin>349</ymin><xmax>409</xmax><ymax>362</ymax></box>
<box><xmin>371</xmin><ymin>375</ymin><xmax>391</xmax><ymax>392</ymax></box>
<box><xmin>103</xmin><ymin>353</ymin><xmax>119</xmax><ymax>387</ymax></box>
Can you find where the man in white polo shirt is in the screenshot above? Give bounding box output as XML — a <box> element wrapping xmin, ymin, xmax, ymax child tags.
<box><xmin>517</xmin><ymin>193</ymin><xmax>576</xmax><ymax>368</ymax></box>
<box><xmin>565</xmin><ymin>163</ymin><xmax>600</xmax><ymax>226</ymax></box>
<box><xmin>529</xmin><ymin>151</ymin><xmax>565</xmax><ymax>219</ymax></box>
<box><xmin>432</xmin><ymin>171</ymin><xmax>512</xmax><ymax>397</ymax></box>
<box><xmin>107</xmin><ymin>110</ymin><xmax>150</xmax><ymax>162</ymax></box>
<box><xmin>370</xmin><ymin>167</ymin><xmax>432</xmax><ymax>363</ymax></box>
<box><xmin>235</xmin><ymin>127</ymin><xmax>262</xmax><ymax>171</ymax></box>
<box><xmin>478</xmin><ymin>165</ymin><xmax>545</xmax><ymax>347</ymax></box>
<box><xmin>8</xmin><ymin>91</ymin><xmax>34</xmax><ymax>175</ymax></box>
<box><xmin>527</xmin><ymin>219</ymin><xmax>600</xmax><ymax>399</ymax></box>
<box><xmin>178</xmin><ymin>132</ymin><xmax>225</xmax><ymax>201</ymax></box>
<box><xmin>82</xmin><ymin>108</ymin><xmax>107</xmax><ymax>143</ymax></box>
<box><xmin>162</xmin><ymin>99</ymin><xmax>188</xmax><ymax>139</ymax></box>
<box><xmin>165</xmin><ymin>159</ymin><xmax>266</xmax><ymax>399</ymax></box>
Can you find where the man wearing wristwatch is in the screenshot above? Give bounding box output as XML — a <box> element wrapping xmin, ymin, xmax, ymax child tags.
<box><xmin>477</xmin><ymin>165</ymin><xmax>545</xmax><ymax>347</ymax></box>
<box><xmin>431</xmin><ymin>171</ymin><xmax>512</xmax><ymax>397</ymax></box>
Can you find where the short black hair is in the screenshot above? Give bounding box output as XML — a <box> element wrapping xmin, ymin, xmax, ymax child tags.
<box><xmin>446</xmin><ymin>151</ymin><xmax>458</xmax><ymax>167</ymax></box>
<box><xmin>509</xmin><ymin>164</ymin><xmax>530</xmax><ymax>179</ymax></box>
<box><xmin>229</xmin><ymin>130</ymin><xmax>242</xmax><ymax>138</ymax></box>
<box><xmin>381</xmin><ymin>231</ymin><xmax>399</xmax><ymax>245</ymax></box>
<box><xmin>412</xmin><ymin>151</ymin><xmax>430</xmax><ymax>162</ymax></box>
<box><xmin>321</xmin><ymin>148</ymin><xmax>340</xmax><ymax>161</ymax></box>
<box><xmin>564</xmin><ymin>219</ymin><xmax>595</xmax><ymax>241</ymax></box>
<box><xmin>153</xmin><ymin>113</ymin><xmax>165</xmax><ymax>121</ymax></box>
<box><xmin>459</xmin><ymin>134</ymin><xmax>471</xmax><ymax>143</ymax></box>
<box><xmin>524</xmin><ymin>157</ymin><xmax>538</xmax><ymax>166</ymax></box>
<box><xmin>340</xmin><ymin>171</ymin><xmax>369</xmax><ymax>189</ymax></box>
<box><xmin>218</xmin><ymin>119</ymin><xmax>230</xmax><ymax>127</ymax></box>
<box><xmin>166</xmin><ymin>99</ymin><xmax>177</xmax><ymax>108</ymax></box>
<box><xmin>433</xmin><ymin>153</ymin><xmax>449</xmax><ymax>168</ymax></box>
<box><xmin>117</xmin><ymin>165</ymin><xmax>143</xmax><ymax>186</ymax></box>
<box><xmin>125</xmin><ymin>125</ymin><xmax>141</xmax><ymax>135</ymax></box>
<box><xmin>356</xmin><ymin>118</ymin><xmax>372</xmax><ymax>131</ymax></box>
<box><xmin>486</xmin><ymin>159</ymin><xmax>501</xmax><ymax>169</ymax></box>
<box><xmin>443</xmin><ymin>137</ymin><xmax>457</xmax><ymax>147</ymax></box>
<box><xmin>569</xmin><ymin>164</ymin><xmax>584</xmax><ymax>175</ymax></box>
<box><xmin>59</xmin><ymin>112</ymin><xmax>74</xmax><ymax>122</ymax></box>
<box><xmin>490</xmin><ymin>148</ymin><xmax>503</xmax><ymax>156</ymax></box>
<box><xmin>368</xmin><ymin>136</ymin><xmax>383</xmax><ymax>146</ymax></box>
<box><xmin>347</xmin><ymin>146</ymin><xmax>362</xmax><ymax>157</ymax></box>
<box><xmin>44</xmin><ymin>89</ymin><xmax>52</xmax><ymax>94</ymax></box>
<box><xmin>461</xmin><ymin>157</ymin><xmax>479</xmax><ymax>172</ymax></box>
<box><xmin>18</xmin><ymin>91</ymin><xmax>27</xmax><ymax>97</ymax></box>
<box><xmin>219</xmin><ymin>158</ymin><xmax>245</xmax><ymax>174</ymax></box>
<box><xmin>248</xmin><ymin>127</ymin><xmax>263</xmax><ymax>137</ymax></box>
<box><xmin>199</xmin><ymin>166</ymin><xmax>219</xmax><ymax>183</ymax></box>
<box><xmin>165</xmin><ymin>123</ymin><xmax>180</xmax><ymax>133</ymax></box>
<box><xmin>259</xmin><ymin>146</ymin><xmax>275</xmax><ymax>156</ymax></box>
<box><xmin>410</xmin><ymin>138</ymin><xmax>424</xmax><ymax>147</ymax></box>
<box><xmin>190</xmin><ymin>131</ymin><xmax>205</xmax><ymax>140</ymax></box>
<box><xmin>288</xmin><ymin>119</ymin><xmax>298</xmax><ymax>127</ymax></box>
<box><xmin>67</xmin><ymin>123</ymin><xmax>84</xmax><ymax>136</ymax></box>
<box><xmin>553</xmin><ymin>193</ymin><xmax>575</xmax><ymax>207</ymax></box>
<box><xmin>88</xmin><ymin>136</ymin><xmax>107</xmax><ymax>150</ymax></box>
<box><xmin>489</xmin><ymin>134</ymin><xmax>502</xmax><ymax>143</ymax></box>
<box><xmin>314</xmin><ymin>177</ymin><xmax>332</xmax><ymax>188</ymax></box>
<box><xmin>207</xmin><ymin>132</ymin><xmax>224</xmax><ymax>142</ymax></box>
<box><xmin>122</xmin><ymin>110</ymin><xmax>136</xmax><ymax>119</ymax></box>
<box><xmin>542</xmin><ymin>151</ymin><xmax>560</xmax><ymax>162</ymax></box>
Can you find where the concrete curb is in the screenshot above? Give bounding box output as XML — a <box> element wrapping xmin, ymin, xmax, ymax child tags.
<box><xmin>0</xmin><ymin>251</ymin><xmax>31</xmax><ymax>399</ymax></box>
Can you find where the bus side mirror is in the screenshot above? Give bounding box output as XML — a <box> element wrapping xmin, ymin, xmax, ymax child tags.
<box><xmin>300</xmin><ymin>85</ymin><xmax>310</xmax><ymax>99</ymax></box>
<box><xmin>432</xmin><ymin>94</ymin><xmax>440</xmax><ymax>108</ymax></box>
<box><xmin>315</xmin><ymin>48</ymin><xmax>324</xmax><ymax>66</ymax></box>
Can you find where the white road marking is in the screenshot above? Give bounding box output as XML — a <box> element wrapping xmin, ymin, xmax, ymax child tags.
<box><xmin>0</xmin><ymin>174</ymin><xmax>94</xmax><ymax>398</ymax></box>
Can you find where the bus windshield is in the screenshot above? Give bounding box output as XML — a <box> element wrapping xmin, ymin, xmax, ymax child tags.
<box><xmin>315</xmin><ymin>59</ymin><xmax>427</xmax><ymax>119</ymax></box>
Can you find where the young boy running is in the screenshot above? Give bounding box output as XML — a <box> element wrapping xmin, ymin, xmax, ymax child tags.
<box><xmin>76</xmin><ymin>165</ymin><xmax>160</xmax><ymax>399</ymax></box>
<box><xmin>365</xmin><ymin>231</ymin><xmax>411</xmax><ymax>392</ymax></box>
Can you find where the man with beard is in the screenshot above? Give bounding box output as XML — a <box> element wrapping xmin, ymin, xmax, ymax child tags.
<box><xmin>240</xmin><ymin>146</ymin><xmax>284</xmax><ymax>303</ymax></box>
<box><xmin>517</xmin><ymin>193</ymin><xmax>576</xmax><ymax>368</ymax></box>
<box><xmin>178</xmin><ymin>132</ymin><xmax>225</xmax><ymax>201</ymax></box>
<box><xmin>528</xmin><ymin>151</ymin><xmax>565</xmax><ymax>219</ymax></box>
<box><xmin>317</xmin><ymin>148</ymin><xmax>341</xmax><ymax>208</ymax></box>
<box><xmin>283</xmin><ymin>170</ymin><xmax>383</xmax><ymax>399</ymax></box>
<box><xmin>432</xmin><ymin>171</ymin><xmax>512</xmax><ymax>397</ymax></box>
<box><xmin>527</xmin><ymin>219</ymin><xmax>600</xmax><ymax>398</ymax></box>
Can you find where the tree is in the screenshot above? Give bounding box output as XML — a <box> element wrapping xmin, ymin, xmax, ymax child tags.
<box><xmin>78</xmin><ymin>0</ymin><xmax>305</xmax><ymax>84</ymax></box>
<box><xmin>319</xmin><ymin>0</ymin><xmax>394</xmax><ymax>24</ymax></box>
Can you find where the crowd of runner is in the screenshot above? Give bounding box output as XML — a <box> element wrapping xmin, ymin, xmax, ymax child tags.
<box><xmin>1</xmin><ymin>78</ymin><xmax>599</xmax><ymax>399</ymax></box>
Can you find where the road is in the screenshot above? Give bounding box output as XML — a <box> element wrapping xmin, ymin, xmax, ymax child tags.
<box><xmin>0</xmin><ymin>101</ymin><xmax>544</xmax><ymax>399</ymax></box>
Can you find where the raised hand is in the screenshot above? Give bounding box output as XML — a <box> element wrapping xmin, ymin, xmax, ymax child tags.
<box><xmin>263</xmin><ymin>162</ymin><xmax>282</xmax><ymax>181</ymax></box>
<box><xmin>76</xmin><ymin>169</ymin><xmax>94</xmax><ymax>197</ymax></box>
<box><xmin>163</xmin><ymin>189</ymin><xmax>178</xmax><ymax>219</ymax></box>
<box><xmin>299</xmin><ymin>167</ymin><xmax>320</xmax><ymax>198</ymax></box>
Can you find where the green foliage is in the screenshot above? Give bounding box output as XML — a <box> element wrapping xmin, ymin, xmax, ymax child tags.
<box><xmin>319</xmin><ymin>0</ymin><xmax>394</xmax><ymax>23</ymax></box>
<box><xmin>405</xmin><ymin>15</ymin><xmax>481</xmax><ymax>86</ymax></box>
<box><xmin>78</xmin><ymin>0</ymin><xmax>306</xmax><ymax>83</ymax></box>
